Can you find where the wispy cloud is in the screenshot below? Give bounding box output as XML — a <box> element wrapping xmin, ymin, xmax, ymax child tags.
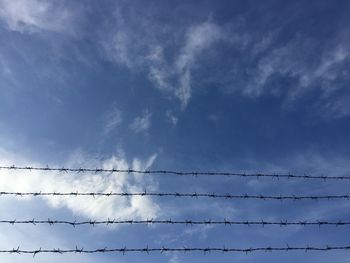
<box><xmin>166</xmin><ymin>110</ymin><xmax>178</xmax><ymax>126</ymax></box>
<box><xmin>147</xmin><ymin>45</ymin><xmax>173</xmax><ymax>92</ymax></box>
<box><xmin>100</xmin><ymin>7</ymin><xmax>226</xmax><ymax>108</ymax></box>
<box><xmin>230</xmin><ymin>32</ymin><xmax>350</xmax><ymax>119</ymax></box>
<box><xmin>257</xmin><ymin>43</ymin><xmax>350</xmax><ymax>98</ymax></box>
<box><xmin>147</xmin><ymin>21</ymin><xmax>224</xmax><ymax>108</ymax></box>
<box><xmin>130</xmin><ymin>110</ymin><xmax>152</xmax><ymax>134</ymax></box>
<box><xmin>0</xmin><ymin>0</ymin><xmax>75</xmax><ymax>33</ymax></box>
<box><xmin>168</xmin><ymin>254</ymin><xmax>181</xmax><ymax>263</ymax></box>
<box><xmin>174</xmin><ymin>22</ymin><xmax>224</xmax><ymax>107</ymax></box>
<box><xmin>103</xmin><ymin>107</ymin><xmax>122</xmax><ymax>135</ymax></box>
<box><xmin>86</xmin><ymin>2</ymin><xmax>350</xmax><ymax>118</ymax></box>
<box><xmin>0</xmin><ymin>52</ymin><xmax>17</xmax><ymax>89</ymax></box>
<box><xmin>322</xmin><ymin>96</ymin><xmax>350</xmax><ymax>119</ymax></box>
<box><xmin>99</xmin><ymin>7</ymin><xmax>150</xmax><ymax>70</ymax></box>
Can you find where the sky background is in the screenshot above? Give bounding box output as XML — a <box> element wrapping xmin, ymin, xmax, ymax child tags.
<box><xmin>0</xmin><ymin>0</ymin><xmax>350</xmax><ymax>262</ymax></box>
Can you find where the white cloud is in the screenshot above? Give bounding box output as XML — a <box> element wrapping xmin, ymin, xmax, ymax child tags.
<box><xmin>241</xmin><ymin>36</ymin><xmax>350</xmax><ymax>118</ymax></box>
<box><xmin>175</xmin><ymin>69</ymin><xmax>191</xmax><ymax>109</ymax></box>
<box><xmin>0</xmin><ymin>53</ymin><xmax>17</xmax><ymax>89</ymax></box>
<box><xmin>107</xmin><ymin>31</ymin><xmax>134</xmax><ymax>69</ymax></box>
<box><xmin>130</xmin><ymin>110</ymin><xmax>152</xmax><ymax>134</ymax></box>
<box><xmin>244</xmin><ymin>42</ymin><xmax>302</xmax><ymax>97</ymax></box>
<box><xmin>148</xmin><ymin>65</ymin><xmax>172</xmax><ymax>91</ymax></box>
<box><xmin>101</xmin><ymin>10</ymin><xmax>226</xmax><ymax>108</ymax></box>
<box><xmin>0</xmin><ymin>0</ymin><xmax>74</xmax><ymax>33</ymax></box>
<box><xmin>99</xmin><ymin>8</ymin><xmax>148</xmax><ymax>70</ymax></box>
<box><xmin>0</xmin><ymin>148</ymin><xmax>160</xmax><ymax>221</ymax></box>
<box><xmin>166</xmin><ymin>111</ymin><xmax>178</xmax><ymax>126</ymax></box>
<box><xmin>0</xmin><ymin>53</ymin><xmax>12</xmax><ymax>77</ymax></box>
<box><xmin>103</xmin><ymin>107</ymin><xmax>122</xmax><ymax>135</ymax></box>
<box><xmin>100</xmin><ymin>6</ymin><xmax>350</xmax><ymax>116</ymax></box>
<box><xmin>147</xmin><ymin>46</ymin><xmax>173</xmax><ymax>92</ymax></box>
<box><xmin>208</xmin><ymin>114</ymin><xmax>219</xmax><ymax>122</ymax></box>
<box><xmin>148</xmin><ymin>21</ymin><xmax>224</xmax><ymax>108</ymax></box>
<box><xmin>252</xmin><ymin>31</ymin><xmax>277</xmax><ymax>55</ymax></box>
<box><xmin>176</xmin><ymin>22</ymin><xmax>223</xmax><ymax>72</ymax></box>
<box><xmin>322</xmin><ymin>96</ymin><xmax>350</xmax><ymax>119</ymax></box>
<box><xmin>169</xmin><ymin>254</ymin><xmax>181</xmax><ymax>263</ymax></box>
<box><xmin>314</xmin><ymin>45</ymin><xmax>349</xmax><ymax>80</ymax></box>
<box><xmin>286</xmin><ymin>44</ymin><xmax>350</xmax><ymax>100</ymax></box>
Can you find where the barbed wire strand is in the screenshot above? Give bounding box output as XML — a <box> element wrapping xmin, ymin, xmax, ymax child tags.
<box><xmin>1</xmin><ymin>165</ymin><xmax>349</xmax><ymax>180</ymax></box>
<box><xmin>1</xmin><ymin>219</ymin><xmax>350</xmax><ymax>227</ymax></box>
<box><xmin>2</xmin><ymin>245</ymin><xmax>350</xmax><ymax>256</ymax></box>
<box><xmin>1</xmin><ymin>191</ymin><xmax>350</xmax><ymax>201</ymax></box>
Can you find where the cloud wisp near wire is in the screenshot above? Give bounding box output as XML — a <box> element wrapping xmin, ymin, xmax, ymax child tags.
<box><xmin>1</xmin><ymin>165</ymin><xmax>349</xmax><ymax>180</ymax></box>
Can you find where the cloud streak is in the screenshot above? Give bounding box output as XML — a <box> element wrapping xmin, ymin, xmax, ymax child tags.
<box><xmin>175</xmin><ymin>22</ymin><xmax>223</xmax><ymax>106</ymax></box>
<box><xmin>237</xmin><ymin>35</ymin><xmax>350</xmax><ymax>119</ymax></box>
<box><xmin>147</xmin><ymin>21</ymin><xmax>224</xmax><ymax>108</ymax></box>
<box><xmin>99</xmin><ymin>3</ymin><xmax>350</xmax><ymax>118</ymax></box>
<box><xmin>103</xmin><ymin>107</ymin><xmax>122</xmax><ymax>135</ymax></box>
<box><xmin>130</xmin><ymin>110</ymin><xmax>152</xmax><ymax>134</ymax></box>
<box><xmin>100</xmin><ymin>7</ymin><xmax>226</xmax><ymax>108</ymax></box>
<box><xmin>0</xmin><ymin>0</ymin><xmax>74</xmax><ymax>33</ymax></box>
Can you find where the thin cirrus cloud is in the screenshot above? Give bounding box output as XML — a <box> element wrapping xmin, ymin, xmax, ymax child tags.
<box><xmin>101</xmin><ymin>10</ymin><xmax>225</xmax><ymax>108</ymax></box>
<box><xmin>242</xmin><ymin>39</ymin><xmax>350</xmax><ymax>118</ymax></box>
<box><xmin>103</xmin><ymin>107</ymin><xmax>123</xmax><ymax>135</ymax></box>
<box><xmin>0</xmin><ymin>0</ymin><xmax>74</xmax><ymax>33</ymax></box>
<box><xmin>166</xmin><ymin>110</ymin><xmax>178</xmax><ymax>126</ymax></box>
<box><xmin>1</xmin><ymin>0</ymin><xmax>349</xmax><ymax>119</ymax></box>
<box><xmin>173</xmin><ymin>22</ymin><xmax>224</xmax><ymax>108</ymax></box>
<box><xmin>99</xmin><ymin>4</ymin><xmax>350</xmax><ymax>118</ymax></box>
<box><xmin>130</xmin><ymin>110</ymin><xmax>152</xmax><ymax>134</ymax></box>
<box><xmin>247</xmin><ymin>41</ymin><xmax>350</xmax><ymax>98</ymax></box>
<box><xmin>148</xmin><ymin>21</ymin><xmax>225</xmax><ymax>108</ymax></box>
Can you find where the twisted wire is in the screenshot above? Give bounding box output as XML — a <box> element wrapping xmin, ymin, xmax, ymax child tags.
<box><xmin>1</xmin><ymin>165</ymin><xmax>349</xmax><ymax>180</ymax></box>
<box><xmin>1</xmin><ymin>191</ymin><xmax>349</xmax><ymax>201</ymax></box>
<box><xmin>2</xmin><ymin>245</ymin><xmax>350</xmax><ymax>255</ymax></box>
<box><xmin>1</xmin><ymin>218</ymin><xmax>350</xmax><ymax>227</ymax></box>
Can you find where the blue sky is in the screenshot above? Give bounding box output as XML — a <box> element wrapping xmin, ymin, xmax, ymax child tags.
<box><xmin>0</xmin><ymin>0</ymin><xmax>350</xmax><ymax>262</ymax></box>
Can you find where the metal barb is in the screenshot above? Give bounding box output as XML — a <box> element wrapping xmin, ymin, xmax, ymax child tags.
<box><xmin>1</xmin><ymin>165</ymin><xmax>349</xmax><ymax>181</ymax></box>
<box><xmin>0</xmin><ymin>191</ymin><xmax>349</xmax><ymax>201</ymax></box>
<box><xmin>1</xmin><ymin>218</ymin><xmax>350</xmax><ymax>227</ymax></box>
<box><xmin>0</xmin><ymin>245</ymin><xmax>350</xmax><ymax>254</ymax></box>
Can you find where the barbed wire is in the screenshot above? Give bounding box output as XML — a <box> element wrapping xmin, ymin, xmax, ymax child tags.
<box><xmin>1</xmin><ymin>218</ymin><xmax>350</xmax><ymax>227</ymax></box>
<box><xmin>2</xmin><ymin>245</ymin><xmax>350</xmax><ymax>256</ymax></box>
<box><xmin>1</xmin><ymin>165</ymin><xmax>349</xmax><ymax>180</ymax></box>
<box><xmin>1</xmin><ymin>191</ymin><xmax>350</xmax><ymax>200</ymax></box>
